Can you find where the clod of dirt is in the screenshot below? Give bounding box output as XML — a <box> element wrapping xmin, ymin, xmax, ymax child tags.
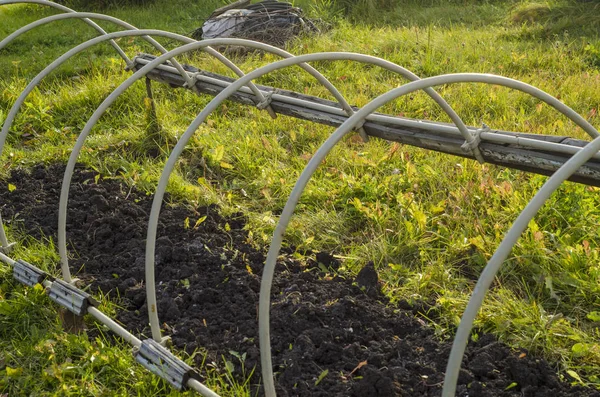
<box><xmin>1</xmin><ymin>163</ymin><xmax>598</xmax><ymax>397</ymax></box>
<box><xmin>315</xmin><ymin>251</ymin><xmax>341</xmax><ymax>271</ymax></box>
<box><xmin>355</xmin><ymin>261</ymin><xmax>380</xmax><ymax>293</ymax></box>
<box><xmin>351</xmin><ymin>365</ymin><xmax>402</xmax><ymax>396</ymax></box>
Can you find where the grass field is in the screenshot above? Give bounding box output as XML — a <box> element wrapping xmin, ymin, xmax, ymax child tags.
<box><xmin>1</xmin><ymin>0</ymin><xmax>600</xmax><ymax>395</ymax></box>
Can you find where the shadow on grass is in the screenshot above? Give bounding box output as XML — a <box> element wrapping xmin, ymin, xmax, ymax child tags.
<box><xmin>300</xmin><ymin>0</ymin><xmax>517</xmax><ymax>29</ymax></box>
<box><xmin>502</xmin><ymin>1</ymin><xmax>600</xmax><ymax>39</ymax></box>
<box><xmin>303</xmin><ymin>0</ymin><xmax>600</xmax><ymax>43</ymax></box>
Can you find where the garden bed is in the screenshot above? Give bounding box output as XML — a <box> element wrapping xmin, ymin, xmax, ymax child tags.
<box><xmin>1</xmin><ymin>164</ymin><xmax>597</xmax><ymax>397</ymax></box>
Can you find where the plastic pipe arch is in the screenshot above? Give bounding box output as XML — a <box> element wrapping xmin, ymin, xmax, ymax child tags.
<box><xmin>1</xmin><ymin>3</ymin><xmax>598</xmax><ymax>397</ymax></box>
<box><xmin>0</xmin><ymin>0</ymin><xmax>130</xmax><ymax>60</ymax></box>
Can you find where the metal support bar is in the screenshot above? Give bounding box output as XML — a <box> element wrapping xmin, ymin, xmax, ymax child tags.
<box><xmin>48</xmin><ymin>279</ymin><xmax>99</xmax><ymax>316</ymax></box>
<box><xmin>13</xmin><ymin>259</ymin><xmax>51</xmax><ymax>287</ymax></box>
<box><xmin>144</xmin><ymin>77</ymin><xmax>161</xmax><ymax>137</ymax></box>
<box><xmin>135</xmin><ymin>339</ymin><xmax>201</xmax><ymax>391</ymax></box>
<box><xmin>133</xmin><ymin>55</ymin><xmax>600</xmax><ymax>168</ymax></box>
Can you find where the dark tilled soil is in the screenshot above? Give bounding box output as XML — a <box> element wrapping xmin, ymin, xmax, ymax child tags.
<box><xmin>1</xmin><ymin>163</ymin><xmax>598</xmax><ymax>397</ymax></box>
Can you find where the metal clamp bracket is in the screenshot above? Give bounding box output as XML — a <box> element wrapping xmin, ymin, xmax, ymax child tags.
<box><xmin>461</xmin><ymin>123</ymin><xmax>489</xmax><ymax>163</ymax></box>
<box><xmin>48</xmin><ymin>279</ymin><xmax>99</xmax><ymax>316</ymax></box>
<box><xmin>256</xmin><ymin>89</ymin><xmax>276</xmax><ymax>110</ymax></box>
<box><xmin>182</xmin><ymin>71</ymin><xmax>201</xmax><ymax>89</ymax></box>
<box><xmin>13</xmin><ymin>259</ymin><xmax>51</xmax><ymax>287</ymax></box>
<box><xmin>124</xmin><ymin>56</ymin><xmax>139</xmax><ymax>72</ymax></box>
<box><xmin>135</xmin><ymin>339</ymin><xmax>200</xmax><ymax>390</ymax></box>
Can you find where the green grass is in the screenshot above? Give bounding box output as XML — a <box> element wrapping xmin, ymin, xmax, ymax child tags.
<box><xmin>1</xmin><ymin>0</ymin><xmax>600</xmax><ymax>394</ymax></box>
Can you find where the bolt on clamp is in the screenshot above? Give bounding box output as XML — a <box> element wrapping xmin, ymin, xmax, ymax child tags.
<box><xmin>124</xmin><ymin>56</ymin><xmax>139</xmax><ymax>72</ymax></box>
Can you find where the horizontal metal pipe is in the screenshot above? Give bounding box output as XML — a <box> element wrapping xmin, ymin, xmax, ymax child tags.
<box><xmin>87</xmin><ymin>307</ymin><xmax>142</xmax><ymax>347</ymax></box>
<box><xmin>0</xmin><ymin>256</ymin><xmax>142</xmax><ymax>347</ymax></box>
<box><xmin>136</xmin><ymin>57</ymin><xmax>461</xmax><ymax>132</ymax></box>
<box><xmin>134</xmin><ymin>57</ymin><xmax>600</xmax><ymax>162</ymax></box>
<box><xmin>0</xmin><ymin>251</ymin><xmax>15</xmax><ymax>265</ymax></box>
<box><xmin>0</xmin><ymin>254</ymin><xmax>142</xmax><ymax>347</ymax></box>
<box><xmin>188</xmin><ymin>379</ymin><xmax>222</xmax><ymax>397</ymax></box>
<box><xmin>134</xmin><ymin>52</ymin><xmax>481</xmax><ymax>160</ymax></box>
<box><xmin>481</xmin><ymin>130</ymin><xmax>598</xmax><ymax>159</ymax></box>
